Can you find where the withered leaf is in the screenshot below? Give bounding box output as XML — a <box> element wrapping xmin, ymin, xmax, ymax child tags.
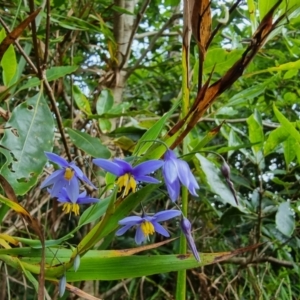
<box><xmin>0</xmin><ymin>8</ymin><xmax>41</xmax><ymax>61</ymax></box>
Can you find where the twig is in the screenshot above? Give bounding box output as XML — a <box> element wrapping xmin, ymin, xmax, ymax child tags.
<box><xmin>119</xmin><ymin>0</ymin><xmax>152</xmax><ymax>70</ymax></box>
<box><xmin>43</xmin><ymin>0</ymin><xmax>51</xmax><ymax>66</ymax></box>
<box><xmin>28</xmin><ymin>0</ymin><xmax>42</xmax><ymax>78</ymax></box>
<box><xmin>127</xmin><ymin>13</ymin><xmax>182</xmax><ymax>78</ymax></box>
<box><xmin>207</xmin><ymin>0</ymin><xmax>243</xmax><ymax>49</ymax></box>
<box><xmin>225</xmin><ymin>256</ymin><xmax>296</xmax><ymax>268</ymax></box>
<box><xmin>0</xmin><ymin>18</ymin><xmax>38</xmax><ymax>74</ymax></box>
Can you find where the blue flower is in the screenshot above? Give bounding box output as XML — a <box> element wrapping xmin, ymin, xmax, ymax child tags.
<box><xmin>41</xmin><ymin>152</ymin><xmax>96</xmax><ymax>201</ymax></box>
<box><xmin>116</xmin><ymin>210</ymin><xmax>181</xmax><ymax>244</ymax></box>
<box><xmin>55</xmin><ymin>188</ymin><xmax>99</xmax><ymax>216</ymax></box>
<box><xmin>180</xmin><ymin>217</ymin><xmax>200</xmax><ymax>262</ymax></box>
<box><xmin>93</xmin><ymin>158</ymin><xmax>163</xmax><ymax>196</ymax></box>
<box><xmin>163</xmin><ymin>149</ymin><xmax>199</xmax><ymax>201</ymax></box>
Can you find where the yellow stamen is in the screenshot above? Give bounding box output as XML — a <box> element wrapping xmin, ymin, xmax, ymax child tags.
<box><xmin>64</xmin><ymin>167</ymin><xmax>74</xmax><ymax>181</ymax></box>
<box><xmin>116</xmin><ymin>173</ymin><xmax>137</xmax><ymax>197</ymax></box>
<box><xmin>140</xmin><ymin>221</ymin><xmax>155</xmax><ymax>239</ymax></box>
<box><xmin>62</xmin><ymin>203</ymin><xmax>80</xmax><ymax>216</ymax></box>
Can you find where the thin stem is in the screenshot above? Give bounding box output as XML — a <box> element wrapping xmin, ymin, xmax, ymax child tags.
<box><xmin>119</xmin><ymin>0</ymin><xmax>152</xmax><ymax>70</ymax></box>
<box><xmin>28</xmin><ymin>0</ymin><xmax>42</xmax><ymax>78</ymax></box>
<box><xmin>43</xmin><ymin>0</ymin><xmax>51</xmax><ymax>66</ymax></box>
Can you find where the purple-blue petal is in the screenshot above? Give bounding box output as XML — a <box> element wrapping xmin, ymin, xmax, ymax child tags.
<box><xmin>153</xmin><ymin>210</ymin><xmax>181</xmax><ymax>222</ymax></box>
<box><xmin>135</xmin><ymin>226</ymin><xmax>146</xmax><ymax>244</ymax></box>
<box><xmin>113</xmin><ymin>159</ymin><xmax>133</xmax><ymax>173</ymax></box>
<box><xmin>152</xmin><ymin>222</ymin><xmax>170</xmax><ymax>237</ymax></box>
<box><xmin>72</xmin><ymin>164</ymin><xmax>97</xmax><ymax>188</ymax></box>
<box><xmin>118</xmin><ymin>216</ymin><xmax>142</xmax><ymax>226</ymax></box>
<box><xmin>163</xmin><ymin>160</ymin><xmax>178</xmax><ymax>184</ymax></box>
<box><xmin>164</xmin><ymin>149</ymin><xmax>177</xmax><ymax>160</ymax></box>
<box><xmin>134</xmin><ymin>175</ymin><xmax>160</xmax><ymax>184</ymax></box>
<box><xmin>166</xmin><ymin>177</ymin><xmax>180</xmax><ymax>202</ymax></box>
<box><xmin>50</xmin><ymin>178</ymin><xmax>67</xmax><ymax>197</ymax></box>
<box><xmin>40</xmin><ymin>169</ymin><xmax>64</xmax><ymax>189</ymax></box>
<box><xmin>133</xmin><ymin>160</ymin><xmax>163</xmax><ymax>176</ymax></box>
<box><xmin>93</xmin><ymin>159</ymin><xmax>124</xmax><ymax>176</ymax></box>
<box><xmin>181</xmin><ymin>217</ymin><xmax>200</xmax><ymax>262</ymax></box>
<box><xmin>44</xmin><ymin>152</ymin><xmax>69</xmax><ymax>168</ymax></box>
<box><xmin>77</xmin><ymin>197</ymin><xmax>99</xmax><ymax>204</ymax></box>
<box><xmin>116</xmin><ymin>224</ymin><xmax>133</xmax><ymax>236</ymax></box>
<box><xmin>65</xmin><ymin>177</ymin><xmax>79</xmax><ymax>203</ymax></box>
<box><xmin>176</xmin><ymin>159</ymin><xmax>192</xmax><ymax>187</ymax></box>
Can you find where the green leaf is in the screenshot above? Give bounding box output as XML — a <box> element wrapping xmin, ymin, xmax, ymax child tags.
<box><xmin>283</xmin><ymin>136</ymin><xmax>296</xmax><ymax>166</ymax></box>
<box><xmin>99</xmin><ymin>119</ymin><xmax>112</xmax><ymax>133</ymax></box>
<box><xmin>0</xmin><ymin>29</ymin><xmax>17</xmax><ymax>86</ymax></box>
<box><xmin>78</xmin><ymin>196</ymin><xmax>111</xmax><ymax>227</ymax></box>
<box><xmin>18</xmin><ymin>66</ymin><xmax>78</xmax><ymax>92</ymax></box>
<box><xmin>0</xmin><ymin>91</ymin><xmax>54</xmax><ymax>195</ymax></box>
<box><xmin>247</xmin><ymin>110</ymin><xmax>265</xmax><ymax>169</ymax></box>
<box><xmin>96</xmin><ymin>89</ymin><xmax>114</xmax><ymax>115</ymax></box>
<box><xmin>258</xmin><ymin>0</ymin><xmax>278</xmax><ymax>20</ymax></box>
<box><xmin>247</xmin><ymin>110</ymin><xmax>264</xmax><ymax>153</ymax></box>
<box><xmin>264</xmin><ymin>126</ymin><xmax>289</xmax><ymax>156</ymax></box>
<box><xmin>273</xmin><ymin>104</ymin><xmax>300</xmax><ymax>164</ymax></box>
<box><xmin>276</xmin><ymin>202</ymin><xmax>295</xmax><ymax>236</ymax></box>
<box><xmin>246</xmin><ymin>59</ymin><xmax>300</xmax><ymax>77</ymax></box>
<box><xmin>67</xmin><ymin>128</ymin><xmax>111</xmax><ymax>158</ymax></box>
<box><xmin>196</xmin><ymin>154</ymin><xmax>246</xmax><ymax>209</ymax></box>
<box><xmin>72</xmin><ymin>85</ymin><xmax>92</xmax><ymax>115</ymax></box>
<box><xmin>133</xmin><ymin>103</ymin><xmax>178</xmax><ymax>156</ymax></box>
<box><xmin>204</xmin><ymin>48</ymin><xmax>244</xmax><ymax>75</ymax></box>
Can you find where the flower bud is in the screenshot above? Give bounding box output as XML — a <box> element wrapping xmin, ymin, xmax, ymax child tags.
<box><xmin>59</xmin><ymin>275</ymin><xmax>66</xmax><ymax>298</ymax></box>
<box><xmin>221</xmin><ymin>161</ymin><xmax>230</xmax><ymax>178</ymax></box>
<box><xmin>73</xmin><ymin>254</ymin><xmax>81</xmax><ymax>272</ymax></box>
<box><xmin>180</xmin><ymin>217</ymin><xmax>201</xmax><ymax>262</ymax></box>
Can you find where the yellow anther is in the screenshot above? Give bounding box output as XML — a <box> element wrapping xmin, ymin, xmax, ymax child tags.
<box><xmin>64</xmin><ymin>168</ymin><xmax>74</xmax><ymax>181</ymax></box>
<box><xmin>140</xmin><ymin>221</ymin><xmax>155</xmax><ymax>239</ymax></box>
<box><xmin>116</xmin><ymin>173</ymin><xmax>137</xmax><ymax>197</ymax></box>
<box><xmin>62</xmin><ymin>203</ymin><xmax>80</xmax><ymax>216</ymax></box>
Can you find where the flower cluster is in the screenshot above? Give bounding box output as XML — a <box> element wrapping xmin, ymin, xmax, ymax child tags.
<box><xmin>93</xmin><ymin>149</ymin><xmax>200</xmax><ymax>261</ymax></box>
<box><xmin>41</xmin><ymin>149</ymin><xmax>201</xmax><ymax>261</ymax></box>
<box><xmin>41</xmin><ymin>152</ymin><xmax>98</xmax><ymax>216</ymax></box>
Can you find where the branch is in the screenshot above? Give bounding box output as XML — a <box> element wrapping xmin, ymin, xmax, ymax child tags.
<box><xmin>225</xmin><ymin>256</ymin><xmax>296</xmax><ymax>268</ymax></box>
<box><xmin>127</xmin><ymin>13</ymin><xmax>182</xmax><ymax>78</ymax></box>
<box><xmin>119</xmin><ymin>0</ymin><xmax>151</xmax><ymax>70</ymax></box>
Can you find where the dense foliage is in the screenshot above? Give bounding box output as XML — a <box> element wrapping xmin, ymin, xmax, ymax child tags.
<box><xmin>0</xmin><ymin>0</ymin><xmax>299</xmax><ymax>299</ymax></box>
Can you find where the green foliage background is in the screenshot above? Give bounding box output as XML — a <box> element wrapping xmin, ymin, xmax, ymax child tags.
<box><xmin>0</xmin><ymin>0</ymin><xmax>299</xmax><ymax>299</ymax></box>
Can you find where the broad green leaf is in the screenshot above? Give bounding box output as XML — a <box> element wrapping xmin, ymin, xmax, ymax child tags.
<box><xmin>17</xmin><ymin>66</ymin><xmax>78</xmax><ymax>92</ymax></box>
<box><xmin>247</xmin><ymin>0</ymin><xmax>257</xmax><ymax>33</ymax></box>
<box><xmin>78</xmin><ymin>196</ymin><xmax>111</xmax><ymax>227</ymax></box>
<box><xmin>72</xmin><ymin>85</ymin><xmax>92</xmax><ymax>115</ymax></box>
<box><xmin>67</xmin><ymin>128</ymin><xmax>110</xmax><ymax>158</ymax></box>
<box><xmin>273</xmin><ymin>104</ymin><xmax>300</xmax><ymax>163</ymax></box>
<box><xmin>196</xmin><ymin>154</ymin><xmax>244</xmax><ymax>209</ymax></box>
<box><xmin>283</xmin><ymin>136</ymin><xmax>296</xmax><ymax>166</ymax></box>
<box><xmin>247</xmin><ymin>110</ymin><xmax>265</xmax><ymax>169</ymax></box>
<box><xmin>276</xmin><ymin>202</ymin><xmax>295</xmax><ymax>236</ymax></box>
<box><xmin>228</xmin><ymin>128</ymin><xmax>252</xmax><ymax>159</ymax></box>
<box><xmin>204</xmin><ymin>48</ymin><xmax>244</xmax><ymax>75</ymax></box>
<box><xmin>0</xmin><ymin>29</ymin><xmax>17</xmax><ymax>86</ymax></box>
<box><xmin>134</xmin><ymin>103</ymin><xmax>178</xmax><ymax>156</ymax></box>
<box><xmin>264</xmin><ymin>126</ymin><xmax>289</xmax><ymax>155</ymax></box>
<box><xmin>96</xmin><ymin>89</ymin><xmax>114</xmax><ymax>115</ymax></box>
<box><xmin>99</xmin><ymin>119</ymin><xmax>112</xmax><ymax>133</ymax></box>
<box><xmin>228</xmin><ymin>78</ymin><xmax>272</xmax><ymax>106</ymax></box>
<box><xmin>247</xmin><ymin>110</ymin><xmax>264</xmax><ymax>153</ymax></box>
<box><xmin>0</xmin><ymin>91</ymin><xmax>54</xmax><ymax>195</ymax></box>
<box><xmin>5</xmin><ymin>244</ymin><xmax>258</xmax><ymax>281</ymax></box>
<box><xmin>258</xmin><ymin>0</ymin><xmax>278</xmax><ymax>20</ymax></box>
<box><xmin>245</xmin><ymin>59</ymin><xmax>300</xmax><ymax>77</ymax></box>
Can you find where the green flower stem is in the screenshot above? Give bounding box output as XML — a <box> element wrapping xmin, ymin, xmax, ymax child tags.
<box><xmin>176</xmin><ymin>186</ymin><xmax>188</xmax><ymax>299</ymax></box>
